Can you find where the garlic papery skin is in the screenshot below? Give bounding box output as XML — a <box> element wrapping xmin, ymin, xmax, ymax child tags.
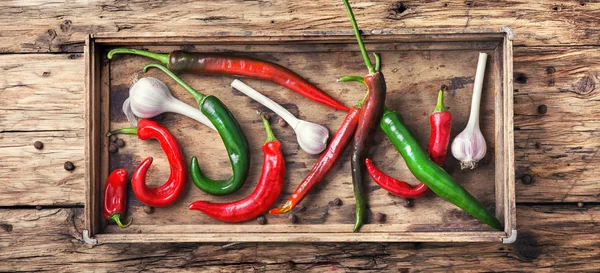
<box><xmin>124</xmin><ymin>77</ymin><xmax>216</xmax><ymax>131</ymax></box>
<box><xmin>451</xmin><ymin>52</ymin><xmax>488</xmax><ymax>169</ymax></box>
<box><xmin>231</xmin><ymin>79</ymin><xmax>329</xmax><ymax>155</ymax></box>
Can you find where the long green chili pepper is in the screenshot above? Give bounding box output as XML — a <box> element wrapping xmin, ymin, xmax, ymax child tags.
<box><xmin>380</xmin><ymin>108</ymin><xmax>502</xmax><ymax>230</ymax></box>
<box><xmin>144</xmin><ymin>64</ymin><xmax>250</xmax><ymax>196</ymax></box>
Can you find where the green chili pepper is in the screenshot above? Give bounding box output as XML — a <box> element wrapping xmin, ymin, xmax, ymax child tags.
<box><xmin>380</xmin><ymin>108</ymin><xmax>502</xmax><ymax>230</ymax></box>
<box><xmin>144</xmin><ymin>64</ymin><xmax>250</xmax><ymax>196</ymax></box>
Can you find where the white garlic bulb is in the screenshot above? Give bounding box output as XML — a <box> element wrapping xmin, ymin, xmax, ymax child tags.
<box><xmin>451</xmin><ymin>52</ymin><xmax>488</xmax><ymax>169</ymax></box>
<box><xmin>231</xmin><ymin>79</ymin><xmax>329</xmax><ymax>155</ymax></box>
<box><xmin>123</xmin><ymin>77</ymin><xmax>216</xmax><ymax>131</ymax></box>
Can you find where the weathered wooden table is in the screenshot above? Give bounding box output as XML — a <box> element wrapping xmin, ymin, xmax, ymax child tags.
<box><xmin>1</xmin><ymin>1</ymin><xmax>599</xmax><ymax>271</ymax></box>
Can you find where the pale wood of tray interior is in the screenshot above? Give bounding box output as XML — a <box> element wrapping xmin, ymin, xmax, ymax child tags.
<box><xmin>85</xmin><ymin>33</ymin><xmax>514</xmax><ymax>243</ymax></box>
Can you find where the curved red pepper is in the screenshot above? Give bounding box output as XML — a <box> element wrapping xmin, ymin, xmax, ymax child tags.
<box><xmin>102</xmin><ymin>168</ymin><xmax>132</xmax><ymax>228</ymax></box>
<box><xmin>365</xmin><ymin>158</ymin><xmax>429</xmax><ymax>198</ymax></box>
<box><xmin>188</xmin><ymin>115</ymin><xmax>284</xmax><ymax>222</ymax></box>
<box><xmin>108</xmin><ymin>119</ymin><xmax>186</xmax><ymax>207</ymax></box>
<box><xmin>270</xmin><ymin>107</ymin><xmax>360</xmax><ymax>214</ymax></box>
<box><xmin>366</xmin><ymin>89</ymin><xmax>452</xmax><ymax>198</ymax></box>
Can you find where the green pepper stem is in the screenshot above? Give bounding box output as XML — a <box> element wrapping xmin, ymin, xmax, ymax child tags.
<box><xmin>374</xmin><ymin>53</ymin><xmax>381</xmax><ymax>72</ymax></box>
<box><xmin>261</xmin><ymin>115</ymin><xmax>277</xmax><ymax>143</ymax></box>
<box><xmin>342</xmin><ymin>0</ymin><xmax>375</xmax><ymax>74</ymax></box>
<box><xmin>106</xmin><ymin>127</ymin><xmax>138</xmax><ymax>137</ymax></box>
<box><xmin>337</xmin><ymin>75</ymin><xmax>366</xmax><ymax>85</ymax></box>
<box><xmin>434</xmin><ymin>89</ymin><xmax>447</xmax><ymax>113</ymax></box>
<box><xmin>143</xmin><ymin>63</ymin><xmax>206</xmax><ymax>104</ymax></box>
<box><xmin>107</xmin><ymin>48</ymin><xmax>169</xmax><ymax>65</ymax></box>
<box><xmin>356</xmin><ymin>91</ymin><xmax>369</xmax><ymax>108</ymax></box>
<box><xmin>109</xmin><ymin>213</ymin><xmax>132</xmax><ymax>228</ymax></box>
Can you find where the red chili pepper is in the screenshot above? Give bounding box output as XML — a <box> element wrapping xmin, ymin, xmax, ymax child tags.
<box><xmin>188</xmin><ymin>115</ymin><xmax>284</xmax><ymax>222</ymax></box>
<box><xmin>365</xmin><ymin>89</ymin><xmax>452</xmax><ymax>198</ymax></box>
<box><xmin>102</xmin><ymin>168</ymin><xmax>132</xmax><ymax>228</ymax></box>
<box><xmin>270</xmin><ymin>107</ymin><xmax>360</xmax><ymax>215</ymax></box>
<box><xmin>428</xmin><ymin>89</ymin><xmax>452</xmax><ymax>166</ymax></box>
<box><xmin>107</xmin><ymin>119</ymin><xmax>186</xmax><ymax>207</ymax></box>
<box><xmin>107</xmin><ymin>48</ymin><xmax>351</xmax><ymax>112</ymax></box>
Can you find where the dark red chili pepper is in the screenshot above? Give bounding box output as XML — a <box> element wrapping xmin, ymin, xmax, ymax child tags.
<box><xmin>365</xmin><ymin>89</ymin><xmax>452</xmax><ymax>198</ymax></box>
<box><xmin>102</xmin><ymin>168</ymin><xmax>132</xmax><ymax>228</ymax></box>
<box><xmin>188</xmin><ymin>115</ymin><xmax>284</xmax><ymax>222</ymax></box>
<box><xmin>270</xmin><ymin>107</ymin><xmax>360</xmax><ymax>215</ymax></box>
<box><xmin>351</xmin><ymin>72</ymin><xmax>386</xmax><ymax>232</ymax></box>
<box><xmin>107</xmin><ymin>119</ymin><xmax>186</xmax><ymax>207</ymax></box>
<box><xmin>341</xmin><ymin>0</ymin><xmax>387</xmax><ymax>232</ymax></box>
<box><xmin>107</xmin><ymin>49</ymin><xmax>350</xmax><ymax>112</ymax></box>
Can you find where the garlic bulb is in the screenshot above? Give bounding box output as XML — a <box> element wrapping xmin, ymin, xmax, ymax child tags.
<box><xmin>231</xmin><ymin>79</ymin><xmax>329</xmax><ymax>155</ymax></box>
<box><xmin>123</xmin><ymin>77</ymin><xmax>216</xmax><ymax>131</ymax></box>
<box><xmin>451</xmin><ymin>52</ymin><xmax>488</xmax><ymax>169</ymax></box>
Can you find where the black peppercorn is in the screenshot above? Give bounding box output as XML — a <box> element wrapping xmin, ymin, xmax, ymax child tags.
<box><xmin>144</xmin><ymin>205</ymin><xmax>154</xmax><ymax>214</ymax></box>
<box><xmin>402</xmin><ymin>199</ymin><xmax>414</xmax><ymax>208</ymax></box>
<box><xmin>109</xmin><ymin>135</ymin><xmax>118</xmax><ymax>143</ymax></box>
<box><xmin>537</xmin><ymin>104</ymin><xmax>548</xmax><ymax>114</ymax></box>
<box><xmin>64</xmin><ymin>161</ymin><xmax>75</xmax><ymax>171</ymax></box>
<box><xmin>256</xmin><ymin>215</ymin><xmax>267</xmax><ymax>225</ymax></box>
<box><xmin>288</xmin><ymin>214</ymin><xmax>298</xmax><ymax>224</ymax></box>
<box><xmin>109</xmin><ymin>143</ymin><xmax>118</xmax><ymax>153</ymax></box>
<box><xmin>374</xmin><ymin>212</ymin><xmax>386</xmax><ymax>223</ymax></box>
<box><xmin>115</xmin><ymin>138</ymin><xmax>126</xmax><ymax>148</ymax></box>
<box><xmin>33</xmin><ymin>141</ymin><xmax>44</xmax><ymax>150</ymax></box>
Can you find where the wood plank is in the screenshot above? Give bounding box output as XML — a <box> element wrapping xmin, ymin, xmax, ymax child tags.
<box><xmin>0</xmin><ymin>54</ymin><xmax>84</xmax><ymax>132</ymax></box>
<box><xmin>1</xmin><ymin>0</ymin><xmax>600</xmax><ymax>53</ymax></box>
<box><xmin>1</xmin><ymin>205</ymin><xmax>599</xmax><ymax>271</ymax></box>
<box><xmin>0</xmin><ymin>54</ymin><xmax>84</xmax><ymax>206</ymax></box>
<box><xmin>513</xmin><ymin>47</ymin><xmax>600</xmax><ymax>202</ymax></box>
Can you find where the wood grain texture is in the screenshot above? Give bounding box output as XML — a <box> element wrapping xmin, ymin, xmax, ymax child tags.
<box><xmin>1</xmin><ymin>205</ymin><xmax>599</xmax><ymax>271</ymax></box>
<box><xmin>2</xmin><ymin>0</ymin><xmax>600</xmax><ymax>53</ymax></box>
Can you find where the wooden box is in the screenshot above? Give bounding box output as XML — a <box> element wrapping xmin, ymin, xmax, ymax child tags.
<box><xmin>84</xmin><ymin>29</ymin><xmax>515</xmax><ymax>244</ymax></box>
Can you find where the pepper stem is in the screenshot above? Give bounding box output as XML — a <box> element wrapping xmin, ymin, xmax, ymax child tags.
<box><xmin>261</xmin><ymin>114</ymin><xmax>277</xmax><ymax>143</ymax></box>
<box><xmin>143</xmin><ymin>63</ymin><xmax>206</xmax><ymax>104</ymax></box>
<box><xmin>109</xmin><ymin>213</ymin><xmax>132</xmax><ymax>228</ymax></box>
<box><xmin>434</xmin><ymin>89</ymin><xmax>447</xmax><ymax>113</ymax></box>
<box><xmin>106</xmin><ymin>127</ymin><xmax>137</xmax><ymax>137</ymax></box>
<box><xmin>107</xmin><ymin>48</ymin><xmax>169</xmax><ymax>65</ymax></box>
<box><xmin>337</xmin><ymin>75</ymin><xmax>366</xmax><ymax>86</ymax></box>
<box><xmin>342</xmin><ymin>0</ymin><xmax>375</xmax><ymax>74</ymax></box>
<box><xmin>356</xmin><ymin>91</ymin><xmax>369</xmax><ymax>108</ymax></box>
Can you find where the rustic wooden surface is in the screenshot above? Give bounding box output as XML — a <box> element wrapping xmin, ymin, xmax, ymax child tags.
<box><xmin>1</xmin><ymin>0</ymin><xmax>599</xmax><ymax>271</ymax></box>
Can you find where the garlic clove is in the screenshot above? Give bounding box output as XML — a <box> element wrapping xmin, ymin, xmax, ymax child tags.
<box><xmin>294</xmin><ymin>120</ymin><xmax>330</xmax><ymax>155</ymax></box>
<box><xmin>122</xmin><ymin>98</ymin><xmax>138</xmax><ymax>126</ymax></box>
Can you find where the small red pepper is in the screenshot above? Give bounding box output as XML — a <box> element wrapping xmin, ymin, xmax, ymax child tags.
<box><xmin>107</xmin><ymin>119</ymin><xmax>186</xmax><ymax>207</ymax></box>
<box><xmin>102</xmin><ymin>168</ymin><xmax>132</xmax><ymax>228</ymax></box>
<box><xmin>270</xmin><ymin>107</ymin><xmax>360</xmax><ymax>214</ymax></box>
<box><xmin>366</xmin><ymin>89</ymin><xmax>452</xmax><ymax>198</ymax></box>
<box><xmin>189</xmin><ymin>115</ymin><xmax>285</xmax><ymax>222</ymax></box>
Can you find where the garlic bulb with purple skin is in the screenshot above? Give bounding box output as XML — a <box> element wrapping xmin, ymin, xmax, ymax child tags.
<box><xmin>451</xmin><ymin>52</ymin><xmax>488</xmax><ymax>169</ymax></box>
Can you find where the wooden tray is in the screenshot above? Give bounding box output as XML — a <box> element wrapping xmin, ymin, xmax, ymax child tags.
<box><xmin>84</xmin><ymin>29</ymin><xmax>515</xmax><ymax>244</ymax></box>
